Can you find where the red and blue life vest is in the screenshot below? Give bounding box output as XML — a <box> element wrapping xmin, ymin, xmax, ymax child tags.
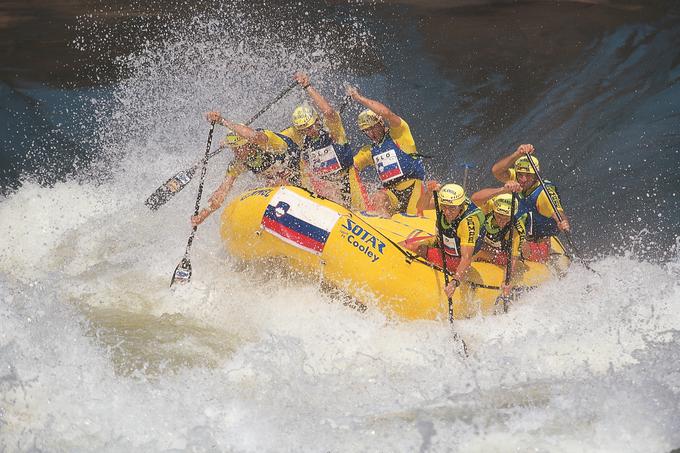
<box><xmin>302</xmin><ymin>129</ymin><xmax>354</xmax><ymax>176</ymax></box>
<box><xmin>369</xmin><ymin>133</ymin><xmax>425</xmax><ymax>188</ymax></box>
<box><xmin>517</xmin><ymin>180</ymin><xmax>560</xmax><ymax>239</ymax></box>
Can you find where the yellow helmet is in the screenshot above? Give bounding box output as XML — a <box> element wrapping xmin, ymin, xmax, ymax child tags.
<box><xmin>292</xmin><ymin>105</ymin><xmax>319</xmax><ymax>130</ymax></box>
<box><xmin>357</xmin><ymin>109</ymin><xmax>382</xmax><ymax>130</ymax></box>
<box><xmin>514</xmin><ymin>155</ymin><xmax>540</xmax><ymax>174</ymax></box>
<box><xmin>222</xmin><ymin>132</ymin><xmax>249</xmax><ymax>148</ymax></box>
<box><xmin>492</xmin><ymin>193</ymin><xmax>514</xmax><ymax>216</ymax></box>
<box><xmin>438</xmin><ymin>183</ymin><xmax>466</xmax><ymax>207</ymax></box>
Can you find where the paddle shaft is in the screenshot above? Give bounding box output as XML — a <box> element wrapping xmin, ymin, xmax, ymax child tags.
<box><xmin>503</xmin><ymin>193</ymin><xmax>517</xmax><ymax>288</ymax></box>
<box><xmin>461</xmin><ymin>163</ymin><xmax>475</xmax><ymax>193</ymax></box>
<box><xmin>433</xmin><ymin>191</ymin><xmax>454</xmax><ymax>324</ymax></box>
<box><xmin>522</xmin><ymin>152</ymin><xmax>596</xmax><ymax>272</ymax></box>
<box><xmin>195</xmin><ymin>80</ymin><xmax>299</xmax><ymax>170</ymax></box>
<box><xmin>182</xmin><ymin>123</ymin><xmax>215</xmax><ymax>257</ymax></box>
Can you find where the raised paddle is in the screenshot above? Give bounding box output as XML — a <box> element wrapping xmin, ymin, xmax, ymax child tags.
<box><xmin>495</xmin><ymin>192</ymin><xmax>517</xmax><ymax>313</ymax></box>
<box><xmin>522</xmin><ymin>152</ymin><xmax>599</xmax><ymax>275</ymax></box>
<box><xmin>461</xmin><ymin>162</ymin><xmax>475</xmax><ymax>193</ymax></box>
<box><xmin>170</xmin><ymin>122</ymin><xmax>215</xmax><ymax>287</ymax></box>
<box><xmin>145</xmin><ymin>81</ymin><xmax>298</xmax><ymax>210</ymax></box>
<box><xmin>433</xmin><ymin>190</ymin><xmax>468</xmax><ymax>357</ymax></box>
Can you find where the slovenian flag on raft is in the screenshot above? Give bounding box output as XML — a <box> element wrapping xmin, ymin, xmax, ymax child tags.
<box><xmin>261</xmin><ymin>187</ymin><xmax>341</xmax><ymax>255</ymax></box>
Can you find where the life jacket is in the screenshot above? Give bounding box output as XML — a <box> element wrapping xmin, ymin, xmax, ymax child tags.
<box><xmin>369</xmin><ymin>132</ymin><xmax>425</xmax><ymax>187</ymax></box>
<box><xmin>517</xmin><ymin>180</ymin><xmax>560</xmax><ymax>239</ymax></box>
<box><xmin>483</xmin><ymin>212</ymin><xmax>527</xmax><ymax>250</ymax></box>
<box><xmin>302</xmin><ymin>128</ymin><xmax>354</xmax><ymax>176</ymax></box>
<box><xmin>438</xmin><ymin>202</ymin><xmax>486</xmax><ymax>257</ymax></box>
<box><xmin>244</xmin><ymin>131</ymin><xmax>301</xmax><ymax>185</ymax></box>
<box><xmin>483</xmin><ymin>214</ymin><xmax>511</xmax><ymax>249</ymax></box>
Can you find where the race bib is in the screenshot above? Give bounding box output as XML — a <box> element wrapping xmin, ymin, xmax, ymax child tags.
<box><xmin>373</xmin><ymin>149</ymin><xmax>404</xmax><ymax>183</ymax></box>
<box><xmin>443</xmin><ymin>235</ymin><xmax>460</xmax><ymax>256</ymax></box>
<box><xmin>309</xmin><ymin>145</ymin><xmax>341</xmax><ymax>175</ymax></box>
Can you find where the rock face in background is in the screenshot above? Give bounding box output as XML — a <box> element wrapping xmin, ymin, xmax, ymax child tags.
<box><xmin>1</xmin><ymin>0</ymin><xmax>673</xmax><ymax>86</ymax></box>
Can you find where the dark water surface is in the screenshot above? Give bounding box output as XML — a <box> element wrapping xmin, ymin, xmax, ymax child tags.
<box><xmin>2</xmin><ymin>0</ymin><xmax>679</xmax><ymax>259</ymax></box>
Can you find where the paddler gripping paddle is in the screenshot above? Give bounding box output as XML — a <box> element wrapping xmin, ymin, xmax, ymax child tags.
<box><xmin>170</xmin><ymin>122</ymin><xmax>215</xmax><ymax>287</ymax></box>
<box><xmin>522</xmin><ymin>152</ymin><xmax>599</xmax><ymax>275</ymax></box>
<box><xmin>433</xmin><ymin>190</ymin><xmax>468</xmax><ymax>357</ymax></box>
<box><xmin>145</xmin><ymin>81</ymin><xmax>298</xmax><ymax>210</ymax></box>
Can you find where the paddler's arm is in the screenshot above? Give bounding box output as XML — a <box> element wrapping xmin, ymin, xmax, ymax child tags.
<box><xmin>444</xmin><ymin>214</ymin><xmax>482</xmax><ymax>297</ymax></box>
<box><xmin>445</xmin><ymin>245</ymin><xmax>474</xmax><ymax>297</ymax></box>
<box><xmin>470</xmin><ymin>180</ymin><xmax>522</xmax><ymax>206</ymax></box>
<box><xmin>191</xmin><ymin>173</ymin><xmax>237</xmax><ymax>226</ymax></box>
<box><xmin>416</xmin><ymin>181</ymin><xmax>440</xmax><ymax>215</ymax></box>
<box><xmin>345</xmin><ymin>85</ymin><xmax>402</xmax><ymax>128</ymax></box>
<box><xmin>295</xmin><ymin>72</ymin><xmax>345</xmax><ymax>139</ymax></box>
<box><xmin>536</xmin><ymin>189</ymin><xmax>570</xmax><ymax>232</ymax></box>
<box><xmin>492</xmin><ymin>143</ymin><xmax>535</xmax><ymax>182</ymax></box>
<box><xmin>206</xmin><ymin>111</ymin><xmax>269</xmax><ymax>147</ymax></box>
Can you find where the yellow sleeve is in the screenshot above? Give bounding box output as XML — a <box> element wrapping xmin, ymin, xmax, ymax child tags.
<box><xmin>353</xmin><ymin>145</ymin><xmax>373</xmax><ymax>171</ymax></box>
<box><xmin>536</xmin><ymin>188</ymin><xmax>563</xmax><ymax>218</ymax></box>
<box><xmin>508</xmin><ymin>168</ymin><xmax>517</xmax><ymax>181</ymax></box>
<box><xmin>457</xmin><ymin>214</ymin><xmax>482</xmax><ymax>247</ymax></box>
<box><xmin>324</xmin><ymin>111</ymin><xmax>348</xmax><ymax>145</ymax></box>
<box><xmin>279</xmin><ymin>127</ymin><xmax>304</xmax><ymax>147</ymax></box>
<box><xmin>511</xmin><ymin>215</ymin><xmax>527</xmax><ymax>256</ymax></box>
<box><xmin>389</xmin><ymin>119</ymin><xmax>416</xmax><ymax>155</ymax></box>
<box><xmin>262</xmin><ymin>130</ymin><xmax>288</xmax><ymax>154</ymax></box>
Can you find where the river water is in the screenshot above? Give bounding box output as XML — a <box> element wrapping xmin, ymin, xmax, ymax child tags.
<box><xmin>1</xmin><ymin>1</ymin><xmax>679</xmax><ymax>451</ymax></box>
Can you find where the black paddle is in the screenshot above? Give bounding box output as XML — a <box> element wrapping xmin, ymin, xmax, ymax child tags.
<box><xmin>170</xmin><ymin>122</ymin><xmax>215</xmax><ymax>287</ymax></box>
<box><xmin>522</xmin><ymin>152</ymin><xmax>599</xmax><ymax>275</ymax></box>
<box><xmin>433</xmin><ymin>191</ymin><xmax>468</xmax><ymax>357</ymax></box>
<box><xmin>145</xmin><ymin>81</ymin><xmax>298</xmax><ymax>210</ymax></box>
<box><xmin>495</xmin><ymin>192</ymin><xmax>517</xmax><ymax>313</ymax></box>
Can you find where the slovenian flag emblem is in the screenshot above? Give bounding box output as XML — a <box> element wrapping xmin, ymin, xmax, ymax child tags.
<box><xmin>316</xmin><ymin>157</ymin><xmax>341</xmax><ymax>174</ymax></box>
<box><xmin>261</xmin><ymin>187</ymin><xmax>341</xmax><ymax>255</ymax></box>
<box><xmin>377</xmin><ymin>161</ymin><xmax>402</xmax><ymax>182</ymax></box>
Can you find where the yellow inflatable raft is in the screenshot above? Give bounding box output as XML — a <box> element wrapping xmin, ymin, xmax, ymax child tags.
<box><xmin>220</xmin><ymin>186</ymin><xmax>570</xmax><ymax>321</ymax></box>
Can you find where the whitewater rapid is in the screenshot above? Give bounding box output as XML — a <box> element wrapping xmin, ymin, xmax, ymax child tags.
<box><xmin>2</xmin><ymin>178</ymin><xmax>679</xmax><ymax>451</ymax></box>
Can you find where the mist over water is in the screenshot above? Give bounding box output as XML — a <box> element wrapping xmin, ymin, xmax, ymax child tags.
<box><xmin>1</xmin><ymin>1</ymin><xmax>680</xmax><ymax>451</ymax></box>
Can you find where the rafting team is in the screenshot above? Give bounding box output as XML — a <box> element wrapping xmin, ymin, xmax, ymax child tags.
<box><xmin>191</xmin><ymin>71</ymin><xmax>571</xmax><ymax>298</ymax></box>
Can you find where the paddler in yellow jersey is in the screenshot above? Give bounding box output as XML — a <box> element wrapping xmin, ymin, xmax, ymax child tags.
<box><xmin>404</xmin><ymin>183</ymin><xmax>486</xmax><ymax>297</ymax></box>
<box><xmin>345</xmin><ymin>85</ymin><xmax>425</xmax><ymax>216</ymax></box>
<box><xmin>280</xmin><ymin>72</ymin><xmax>357</xmax><ymax>207</ymax></box>
<box><xmin>471</xmin><ymin>183</ymin><xmax>527</xmax><ymax>294</ymax></box>
<box><xmin>492</xmin><ymin>144</ymin><xmax>570</xmax><ymax>262</ymax></box>
<box><xmin>191</xmin><ymin>112</ymin><xmax>300</xmax><ymax>226</ymax></box>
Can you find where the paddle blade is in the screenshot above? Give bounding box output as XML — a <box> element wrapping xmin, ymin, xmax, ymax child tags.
<box><xmin>145</xmin><ymin>168</ymin><xmax>196</xmax><ymax>211</ymax></box>
<box><xmin>170</xmin><ymin>257</ymin><xmax>192</xmax><ymax>287</ymax></box>
<box><xmin>451</xmin><ymin>330</ymin><xmax>469</xmax><ymax>358</ymax></box>
<box><xmin>494</xmin><ymin>294</ymin><xmax>511</xmax><ymax>314</ymax></box>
